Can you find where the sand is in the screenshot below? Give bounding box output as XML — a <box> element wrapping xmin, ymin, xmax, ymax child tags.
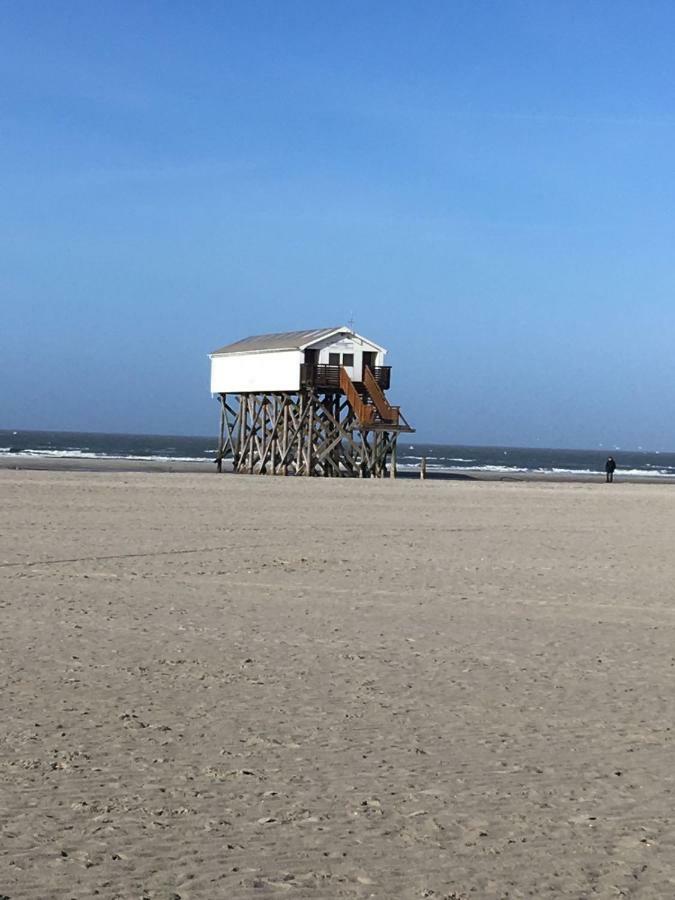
<box><xmin>2</xmin><ymin>469</ymin><xmax>675</xmax><ymax>899</ymax></box>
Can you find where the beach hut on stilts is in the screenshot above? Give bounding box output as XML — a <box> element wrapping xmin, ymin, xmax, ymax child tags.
<box><xmin>209</xmin><ymin>326</ymin><xmax>413</xmax><ymax>477</ymax></box>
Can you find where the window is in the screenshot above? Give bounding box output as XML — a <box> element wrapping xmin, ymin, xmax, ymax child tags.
<box><xmin>342</xmin><ymin>353</ymin><xmax>354</xmax><ymax>366</ymax></box>
<box><xmin>329</xmin><ymin>353</ymin><xmax>340</xmax><ymax>366</ymax></box>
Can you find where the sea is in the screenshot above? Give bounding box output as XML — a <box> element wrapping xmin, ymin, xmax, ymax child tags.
<box><xmin>2</xmin><ymin>429</ymin><xmax>675</xmax><ymax>479</ymax></box>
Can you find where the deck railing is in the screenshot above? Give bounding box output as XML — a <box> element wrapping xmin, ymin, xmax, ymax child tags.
<box><xmin>300</xmin><ymin>364</ymin><xmax>341</xmax><ymax>389</ymax></box>
<box><xmin>301</xmin><ymin>364</ymin><xmax>391</xmax><ymax>390</ymax></box>
<box><xmin>370</xmin><ymin>366</ymin><xmax>391</xmax><ymax>390</ymax></box>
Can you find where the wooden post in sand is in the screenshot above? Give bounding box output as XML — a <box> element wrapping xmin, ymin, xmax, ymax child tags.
<box><xmin>306</xmin><ymin>391</ymin><xmax>314</xmax><ymax>476</ymax></box>
<box><xmin>282</xmin><ymin>400</ymin><xmax>289</xmax><ymax>475</ymax></box>
<box><xmin>261</xmin><ymin>397</ymin><xmax>268</xmax><ymax>473</ymax></box>
<box><xmin>420</xmin><ymin>456</ymin><xmax>427</xmax><ymax>480</ymax></box>
<box><xmin>297</xmin><ymin>393</ymin><xmax>304</xmax><ymax>475</ymax></box>
<box><xmin>217</xmin><ymin>394</ymin><xmax>225</xmax><ymax>472</ymax></box>
<box><xmin>390</xmin><ymin>439</ymin><xmax>397</xmax><ymax>478</ymax></box>
<box><xmin>270</xmin><ymin>395</ymin><xmax>278</xmax><ymax>475</ymax></box>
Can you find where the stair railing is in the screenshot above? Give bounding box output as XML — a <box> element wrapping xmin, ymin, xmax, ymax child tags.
<box><xmin>363</xmin><ymin>366</ymin><xmax>400</xmax><ymax>425</ymax></box>
<box><xmin>339</xmin><ymin>367</ymin><xmax>376</xmax><ymax>425</ymax></box>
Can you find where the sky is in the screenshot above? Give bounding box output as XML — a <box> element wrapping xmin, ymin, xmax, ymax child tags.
<box><xmin>2</xmin><ymin>1</ymin><xmax>675</xmax><ymax>448</ymax></box>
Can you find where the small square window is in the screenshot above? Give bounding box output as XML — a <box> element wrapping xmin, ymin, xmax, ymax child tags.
<box><xmin>329</xmin><ymin>353</ymin><xmax>340</xmax><ymax>366</ymax></box>
<box><xmin>342</xmin><ymin>353</ymin><xmax>354</xmax><ymax>366</ymax></box>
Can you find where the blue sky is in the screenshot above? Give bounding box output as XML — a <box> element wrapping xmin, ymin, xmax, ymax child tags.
<box><xmin>3</xmin><ymin>1</ymin><xmax>675</xmax><ymax>447</ymax></box>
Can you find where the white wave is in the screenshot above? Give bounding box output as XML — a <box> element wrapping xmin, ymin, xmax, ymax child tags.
<box><xmin>0</xmin><ymin>448</ymin><xmax>212</xmax><ymax>464</ymax></box>
<box><xmin>533</xmin><ymin>466</ymin><xmax>675</xmax><ymax>478</ymax></box>
<box><xmin>397</xmin><ymin>461</ymin><xmax>675</xmax><ymax>478</ymax></box>
<box><xmin>455</xmin><ymin>464</ymin><xmax>529</xmax><ymax>474</ymax></box>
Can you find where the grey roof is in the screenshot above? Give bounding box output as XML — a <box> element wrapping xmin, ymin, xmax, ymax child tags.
<box><xmin>211</xmin><ymin>327</ymin><xmax>347</xmax><ymax>356</ymax></box>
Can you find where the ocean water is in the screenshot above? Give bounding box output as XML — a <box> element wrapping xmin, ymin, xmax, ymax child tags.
<box><xmin>3</xmin><ymin>429</ymin><xmax>675</xmax><ymax>478</ymax></box>
<box><xmin>400</xmin><ymin>442</ymin><xmax>675</xmax><ymax>479</ymax></box>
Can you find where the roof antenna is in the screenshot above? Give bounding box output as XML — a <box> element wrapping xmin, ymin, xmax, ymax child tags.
<box><xmin>348</xmin><ymin>311</ymin><xmax>355</xmax><ymax>333</ymax></box>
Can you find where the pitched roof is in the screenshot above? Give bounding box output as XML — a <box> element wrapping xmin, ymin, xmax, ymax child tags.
<box><xmin>211</xmin><ymin>327</ymin><xmax>349</xmax><ymax>356</ymax></box>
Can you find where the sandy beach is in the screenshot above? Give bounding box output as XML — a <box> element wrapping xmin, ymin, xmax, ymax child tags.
<box><xmin>2</xmin><ymin>468</ymin><xmax>675</xmax><ymax>899</ymax></box>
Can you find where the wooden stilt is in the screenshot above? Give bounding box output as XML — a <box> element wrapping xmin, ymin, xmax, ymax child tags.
<box><xmin>306</xmin><ymin>391</ymin><xmax>314</xmax><ymax>476</ymax></box>
<box><xmin>296</xmin><ymin>394</ymin><xmax>304</xmax><ymax>475</ymax></box>
<box><xmin>282</xmin><ymin>399</ymin><xmax>289</xmax><ymax>475</ymax></box>
<box><xmin>217</xmin><ymin>393</ymin><xmax>225</xmax><ymax>472</ymax></box>
<box><xmin>261</xmin><ymin>397</ymin><xmax>268</xmax><ymax>473</ymax></box>
<box><xmin>248</xmin><ymin>397</ymin><xmax>256</xmax><ymax>474</ymax></box>
<box><xmin>215</xmin><ymin>388</ymin><xmax>405</xmax><ymax>478</ymax></box>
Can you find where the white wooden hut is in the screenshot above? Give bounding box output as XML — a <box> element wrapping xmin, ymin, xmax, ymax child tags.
<box><xmin>209</xmin><ymin>326</ymin><xmax>412</xmax><ymax>478</ymax></box>
<box><xmin>210</xmin><ymin>326</ymin><xmax>386</xmax><ymax>394</ymax></box>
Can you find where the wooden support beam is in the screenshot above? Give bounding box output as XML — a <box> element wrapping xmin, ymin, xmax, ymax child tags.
<box><xmin>282</xmin><ymin>399</ymin><xmax>289</xmax><ymax>475</ymax></box>
<box><xmin>306</xmin><ymin>393</ymin><xmax>314</xmax><ymax>476</ymax></box>
<box><xmin>270</xmin><ymin>396</ymin><xmax>278</xmax><ymax>474</ymax></box>
<box><xmin>222</xmin><ymin>400</ymin><xmax>237</xmax><ymax>458</ymax></box>
<box><xmin>296</xmin><ymin>394</ymin><xmax>304</xmax><ymax>475</ymax></box>
<box><xmin>217</xmin><ymin>394</ymin><xmax>225</xmax><ymax>472</ymax></box>
<box><xmin>219</xmin><ymin>388</ymin><xmax>399</xmax><ymax>478</ymax></box>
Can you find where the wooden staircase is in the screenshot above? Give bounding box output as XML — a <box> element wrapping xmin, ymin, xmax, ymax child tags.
<box><xmin>339</xmin><ymin>366</ymin><xmax>405</xmax><ymax>429</ymax></box>
<box><xmin>339</xmin><ymin>367</ymin><xmax>376</xmax><ymax>426</ymax></box>
<box><xmin>363</xmin><ymin>366</ymin><xmax>400</xmax><ymax>425</ymax></box>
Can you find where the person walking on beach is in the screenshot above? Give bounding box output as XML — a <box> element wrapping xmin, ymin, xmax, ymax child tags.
<box><xmin>605</xmin><ymin>456</ymin><xmax>616</xmax><ymax>483</ymax></box>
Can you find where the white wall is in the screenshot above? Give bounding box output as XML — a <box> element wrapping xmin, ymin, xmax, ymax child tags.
<box><xmin>210</xmin><ymin>350</ymin><xmax>303</xmax><ymax>393</ymax></box>
<box><xmin>314</xmin><ymin>335</ymin><xmax>385</xmax><ymax>381</ymax></box>
<box><xmin>210</xmin><ymin>334</ymin><xmax>387</xmax><ymax>394</ymax></box>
